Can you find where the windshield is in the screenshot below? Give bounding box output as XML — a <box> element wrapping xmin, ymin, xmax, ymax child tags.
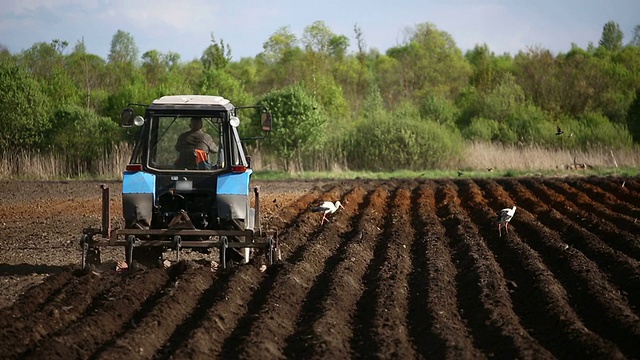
<box><xmin>148</xmin><ymin>116</ymin><xmax>224</xmax><ymax>170</ymax></box>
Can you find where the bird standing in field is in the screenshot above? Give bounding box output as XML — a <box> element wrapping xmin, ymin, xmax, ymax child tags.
<box><xmin>311</xmin><ymin>200</ymin><xmax>344</xmax><ymax>225</ymax></box>
<box><xmin>497</xmin><ymin>206</ymin><xmax>516</xmax><ymax>236</ymax></box>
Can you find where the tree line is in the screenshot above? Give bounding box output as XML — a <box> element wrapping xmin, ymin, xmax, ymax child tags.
<box><xmin>1</xmin><ymin>20</ymin><xmax>639</xmax><ymax>173</ymax></box>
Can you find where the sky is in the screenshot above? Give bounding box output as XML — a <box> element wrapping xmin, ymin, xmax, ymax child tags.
<box><xmin>1</xmin><ymin>0</ymin><xmax>638</xmax><ymax>62</ymax></box>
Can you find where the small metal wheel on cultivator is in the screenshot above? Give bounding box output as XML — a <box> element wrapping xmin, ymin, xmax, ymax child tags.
<box><xmin>79</xmin><ymin>185</ymin><xmax>280</xmax><ymax>271</ymax></box>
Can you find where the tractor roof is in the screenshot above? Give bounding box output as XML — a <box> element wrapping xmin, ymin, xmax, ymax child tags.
<box><xmin>148</xmin><ymin>95</ymin><xmax>234</xmax><ymax>111</ymax></box>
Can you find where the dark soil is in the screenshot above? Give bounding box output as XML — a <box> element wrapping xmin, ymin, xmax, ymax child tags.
<box><xmin>1</xmin><ymin>176</ymin><xmax>639</xmax><ymax>359</ymax></box>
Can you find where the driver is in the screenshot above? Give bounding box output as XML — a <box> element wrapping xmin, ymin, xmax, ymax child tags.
<box><xmin>174</xmin><ymin>117</ymin><xmax>218</xmax><ymax>169</ymax></box>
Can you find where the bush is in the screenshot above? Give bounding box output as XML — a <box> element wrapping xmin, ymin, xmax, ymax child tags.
<box><xmin>45</xmin><ymin>104</ymin><xmax>121</xmax><ymax>165</ymax></box>
<box><xmin>346</xmin><ymin>114</ymin><xmax>463</xmax><ymax>171</ymax></box>
<box><xmin>0</xmin><ymin>63</ymin><xmax>52</xmax><ymax>149</ymax></box>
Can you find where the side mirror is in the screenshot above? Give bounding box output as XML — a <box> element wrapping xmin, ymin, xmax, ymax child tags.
<box><xmin>260</xmin><ymin>112</ymin><xmax>272</xmax><ymax>132</ymax></box>
<box><xmin>121</xmin><ymin>108</ymin><xmax>135</xmax><ymax>127</ymax></box>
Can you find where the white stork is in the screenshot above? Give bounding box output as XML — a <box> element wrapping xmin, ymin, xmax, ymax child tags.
<box><xmin>311</xmin><ymin>200</ymin><xmax>344</xmax><ymax>225</ymax></box>
<box><xmin>497</xmin><ymin>206</ymin><xmax>516</xmax><ymax>236</ymax></box>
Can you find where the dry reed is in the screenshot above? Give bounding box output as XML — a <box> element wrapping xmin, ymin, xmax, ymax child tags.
<box><xmin>461</xmin><ymin>142</ymin><xmax>640</xmax><ymax>171</ymax></box>
<box><xmin>1</xmin><ymin>141</ymin><xmax>638</xmax><ymax>179</ymax></box>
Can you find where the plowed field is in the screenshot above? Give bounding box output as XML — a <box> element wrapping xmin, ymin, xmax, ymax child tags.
<box><xmin>1</xmin><ymin>176</ymin><xmax>639</xmax><ymax>359</ymax></box>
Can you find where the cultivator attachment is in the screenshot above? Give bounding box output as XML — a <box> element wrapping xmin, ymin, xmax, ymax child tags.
<box><xmin>80</xmin><ymin>185</ymin><xmax>280</xmax><ymax>270</ymax></box>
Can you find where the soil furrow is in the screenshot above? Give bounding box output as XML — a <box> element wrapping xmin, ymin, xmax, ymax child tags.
<box><xmin>2</xmin><ymin>178</ymin><xmax>640</xmax><ymax>359</ymax></box>
<box><xmin>543</xmin><ymin>178</ymin><xmax>640</xmax><ymax>259</ymax></box>
<box><xmin>157</xmin><ymin>266</ymin><xmax>260</xmax><ymax>359</ymax></box>
<box><xmin>592</xmin><ymin>177</ymin><xmax>640</xmax><ymax>207</ymax></box>
<box><xmin>279</xmin><ymin>186</ymin><xmax>345</xmax><ymax>265</ymax></box>
<box><xmin>0</xmin><ymin>269</ymin><xmax>74</xmax><ymax>328</ymax></box>
<box><xmin>210</xmin><ymin>187</ymin><xmax>348</xmax><ymax>358</ymax></box>
<box><xmin>0</xmin><ymin>269</ymin><xmax>122</xmax><ymax>359</ymax></box>
<box><xmin>350</xmin><ymin>187</ymin><xmax>393</xmax><ymax>357</ymax></box>
<box><xmin>435</xmin><ymin>180</ymin><xmax>541</xmax><ymax>359</ymax></box>
<box><xmin>473</xmin><ymin>179</ymin><xmax>624</xmax><ymax>359</ymax></box>
<box><xmin>517</xmin><ymin>178</ymin><xmax>640</xmax><ymax>312</ymax></box>
<box><xmin>409</xmin><ymin>181</ymin><xmax>484</xmax><ymax>359</ymax></box>
<box><xmin>221</xmin><ymin>186</ymin><xmax>356</xmax><ymax>359</ymax></box>
<box><xmin>364</xmin><ymin>184</ymin><xmax>418</xmax><ymax>359</ymax></box>
<box><xmin>566</xmin><ymin>178</ymin><xmax>640</xmax><ymax>223</ymax></box>
<box><xmin>499</xmin><ymin>178</ymin><xmax>640</xmax><ymax>358</ymax></box>
<box><xmin>93</xmin><ymin>262</ymin><xmax>216</xmax><ymax>360</ymax></box>
<box><xmin>22</xmin><ymin>267</ymin><xmax>174</xmax><ymax>360</ymax></box>
<box><xmin>453</xmin><ymin>179</ymin><xmax>556</xmax><ymax>358</ymax></box>
<box><xmin>281</xmin><ymin>185</ymin><xmax>369</xmax><ymax>359</ymax></box>
<box><xmin>266</xmin><ymin>186</ymin><xmax>324</xmax><ymax>229</ymax></box>
<box><xmin>161</xmin><ymin>188</ymin><xmax>343</xmax><ymax>359</ymax></box>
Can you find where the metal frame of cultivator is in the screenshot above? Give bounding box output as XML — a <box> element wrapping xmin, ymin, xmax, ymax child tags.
<box><xmin>80</xmin><ymin>184</ymin><xmax>280</xmax><ymax>271</ymax></box>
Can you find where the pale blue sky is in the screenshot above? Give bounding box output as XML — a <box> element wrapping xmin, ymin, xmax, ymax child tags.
<box><xmin>1</xmin><ymin>0</ymin><xmax>638</xmax><ymax>61</ymax></box>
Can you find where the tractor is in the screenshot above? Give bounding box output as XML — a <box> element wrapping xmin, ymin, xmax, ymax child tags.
<box><xmin>80</xmin><ymin>95</ymin><xmax>278</xmax><ymax>270</ymax></box>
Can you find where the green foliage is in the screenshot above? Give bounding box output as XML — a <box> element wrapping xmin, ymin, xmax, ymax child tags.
<box><xmin>462</xmin><ymin>117</ymin><xmax>503</xmax><ymax>142</ymax></box>
<box><xmin>302</xmin><ymin>21</ymin><xmax>339</xmax><ymax>54</ymax></box>
<box><xmin>599</xmin><ymin>21</ymin><xmax>624</xmax><ymax>52</ymax></box>
<box><xmin>200</xmin><ymin>68</ymin><xmax>252</xmax><ymax>104</ymax></box>
<box><xmin>575</xmin><ymin>112</ymin><xmax>632</xmax><ymax>148</ymax></box>
<box><xmin>462</xmin><ymin>102</ymin><xmax>551</xmax><ymax>146</ymax></box>
<box><xmin>201</xmin><ymin>35</ymin><xmax>232</xmax><ymax>70</ymax></box>
<box><xmin>45</xmin><ymin>104</ymin><xmax>121</xmax><ymax>159</ymax></box>
<box><xmin>108</xmin><ymin>30</ymin><xmax>139</xmax><ymax>64</ymax></box>
<box><xmin>465</xmin><ymin>44</ymin><xmax>514</xmax><ymax>94</ymax></box>
<box><xmin>551</xmin><ymin>112</ymin><xmax>632</xmax><ymax>150</ymax></box>
<box><xmin>65</xmin><ymin>48</ymin><xmax>106</xmax><ymax>109</ymax></box>
<box><xmin>4</xmin><ymin>19</ymin><xmax>640</xmax><ymax>177</ymax></box>
<box><xmin>258</xmin><ymin>84</ymin><xmax>327</xmax><ymax>171</ymax></box>
<box><xmin>346</xmin><ymin>111</ymin><xmax>463</xmax><ymax>171</ymax></box>
<box><xmin>0</xmin><ymin>63</ymin><xmax>51</xmax><ymax>149</ymax></box>
<box><xmin>420</xmin><ymin>94</ymin><xmax>459</xmax><ymax>128</ymax></box>
<box><xmin>305</xmin><ymin>74</ymin><xmax>350</xmax><ymax>123</ymax></box>
<box><xmin>102</xmin><ymin>83</ymin><xmax>153</xmax><ymax>122</ymax></box>
<box><xmin>630</xmin><ymin>24</ymin><xmax>640</xmax><ymax>47</ymax></box>
<box><xmin>386</xmin><ymin>22</ymin><xmax>471</xmax><ymax>102</ymax></box>
<box><xmin>261</xmin><ymin>26</ymin><xmax>298</xmax><ymax>64</ymax></box>
<box><xmin>627</xmin><ymin>88</ymin><xmax>640</xmax><ymax>142</ymax></box>
<box><xmin>199</xmin><ymin>68</ymin><xmax>255</xmax><ymax>136</ymax></box>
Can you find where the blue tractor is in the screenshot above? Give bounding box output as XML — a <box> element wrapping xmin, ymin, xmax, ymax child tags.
<box><xmin>80</xmin><ymin>95</ymin><xmax>277</xmax><ymax>270</ymax></box>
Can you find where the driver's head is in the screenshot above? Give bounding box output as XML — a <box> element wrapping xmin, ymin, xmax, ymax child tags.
<box><xmin>190</xmin><ymin>117</ymin><xmax>203</xmax><ymax>130</ymax></box>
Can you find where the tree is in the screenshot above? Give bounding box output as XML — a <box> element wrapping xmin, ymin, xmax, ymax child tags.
<box><xmin>201</xmin><ymin>34</ymin><xmax>231</xmax><ymax>70</ymax></box>
<box><xmin>384</xmin><ymin>22</ymin><xmax>471</xmax><ymax>104</ymax></box>
<box><xmin>19</xmin><ymin>41</ymin><xmax>65</xmax><ymax>79</ymax></box>
<box><xmin>66</xmin><ymin>38</ymin><xmax>106</xmax><ymax>109</ymax></box>
<box><xmin>599</xmin><ymin>21</ymin><xmax>624</xmax><ymax>52</ymax></box>
<box><xmin>0</xmin><ymin>63</ymin><xmax>51</xmax><ymax>149</ymax></box>
<box><xmin>141</xmin><ymin>49</ymin><xmax>166</xmax><ymax>87</ymax></box>
<box><xmin>108</xmin><ymin>30</ymin><xmax>139</xmax><ymax>64</ymax></box>
<box><xmin>629</xmin><ymin>24</ymin><xmax>640</xmax><ymax>47</ymax></box>
<box><xmin>0</xmin><ymin>44</ymin><xmax>13</xmax><ymax>64</ymax></box>
<box><xmin>258</xmin><ymin>85</ymin><xmax>327</xmax><ymax>171</ymax></box>
<box><xmin>465</xmin><ymin>44</ymin><xmax>513</xmax><ymax>95</ymax></box>
<box><xmin>255</xmin><ymin>28</ymin><xmax>304</xmax><ymax>93</ymax></box>
<box><xmin>302</xmin><ymin>21</ymin><xmax>335</xmax><ymax>54</ymax></box>
<box><xmin>627</xmin><ymin>88</ymin><xmax>640</xmax><ymax>142</ymax></box>
<box><xmin>261</xmin><ymin>26</ymin><xmax>298</xmax><ymax>64</ymax></box>
<box><xmin>45</xmin><ymin>104</ymin><xmax>121</xmax><ymax>162</ymax></box>
<box><xmin>18</xmin><ymin>40</ymin><xmax>79</xmax><ymax>106</ymax></box>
